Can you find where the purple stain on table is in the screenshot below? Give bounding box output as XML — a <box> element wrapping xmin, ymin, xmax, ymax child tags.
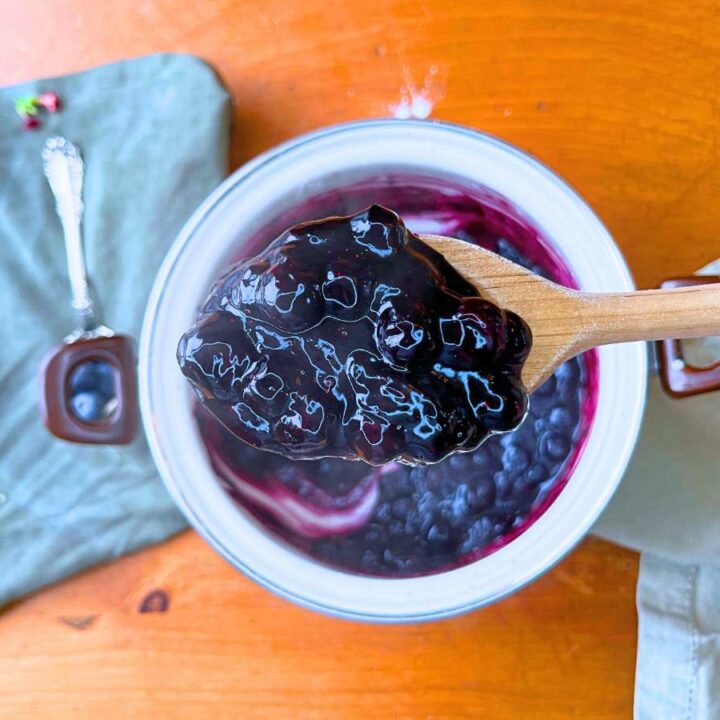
<box><xmin>138</xmin><ymin>589</ymin><xmax>170</xmax><ymax>613</ymax></box>
<box><xmin>191</xmin><ymin>178</ymin><xmax>598</xmax><ymax>577</ymax></box>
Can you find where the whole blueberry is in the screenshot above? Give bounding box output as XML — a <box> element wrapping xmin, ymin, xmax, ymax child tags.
<box><xmin>426</xmin><ymin>522</ymin><xmax>451</xmax><ymax>545</ymax></box>
<box><xmin>471</xmin><ymin>477</ymin><xmax>496</xmax><ymax>509</ymax></box>
<box><xmin>534</xmin><ymin>375</ymin><xmax>556</xmax><ymax>398</ymax></box>
<box><xmin>526</xmin><ymin>463</ymin><xmax>549</xmax><ymax>486</ymax></box>
<box><xmin>391</xmin><ymin>497</ymin><xmax>412</xmax><ymax>520</ymax></box>
<box><xmin>549</xmin><ymin>407</ymin><xmax>575</xmax><ymax>430</ymax></box>
<box><xmin>459</xmin><ymin>516</ymin><xmax>494</xmax><ymax>553</ymax></box>
<box><xmin>501</xmin><ymin>444</ymin><xmax>531</xmax><ymax>473</ymax></box>
<box><xmin>375</xmin><ymin>313</ymin><xmax>433</xmax><ymax>367</ymax></box>
<box><xmin>541</xmin><ymin>431</ymin><xmax>571</xmax><ymax>460</ymax></box>
<box><xmin>449</xmin><ymin>452</ymin><xmax>473</xmax><ymax>471</ymax></box>
<box><xmin>69</xmin><ymin>360</ymin><xmax>116</xmax><ymax>400</ymax></box>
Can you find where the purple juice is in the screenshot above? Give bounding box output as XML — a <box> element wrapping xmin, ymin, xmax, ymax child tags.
<box><xmin>193</xmin><ymin>177</ymin><xmax>598</xmax><ymax>577</ymax></box>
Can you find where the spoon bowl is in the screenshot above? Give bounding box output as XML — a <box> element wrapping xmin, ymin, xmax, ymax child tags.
<box><xmin>39</xmin><ymin>136</ymin><xmax>138</xmax><ymax>445</ymax></box>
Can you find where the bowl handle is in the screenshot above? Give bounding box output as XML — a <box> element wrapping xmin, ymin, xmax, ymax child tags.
<box><xmin>657</xmin><ymin>275</ymin><xmax>720</xmax><ymax>397</ymax></box>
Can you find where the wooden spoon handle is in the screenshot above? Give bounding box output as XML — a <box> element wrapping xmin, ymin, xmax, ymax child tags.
<box><xmin>576</xmin><ymin>281</ymin><xmax>720</xmax><ymax>350</ymax></box>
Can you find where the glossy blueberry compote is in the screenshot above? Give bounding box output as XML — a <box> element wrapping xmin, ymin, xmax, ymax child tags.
<box><xmin>188</xmin><ymin>179</ymin><xmax>598</xmax><ymax>577</ymax></box>
<box><xmin>178</xmin><ymin>206</ymin><xmax>531</xmax><ymax>466</ymax></box>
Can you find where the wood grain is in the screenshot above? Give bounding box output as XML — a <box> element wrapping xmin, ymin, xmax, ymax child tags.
<box><xmin>0</xmin><ymin>532</ymin><xmax>637</xmax><ymax>720</ymax></box>
<box><xmin>423</xmin><ymin>233</ymin><xmax>720</xmax><ymax>390</ymax></box>
<box><xmin>2</xmin><ymin>0</ymin><xmax>720</xmax><ymax>716</ymax></box>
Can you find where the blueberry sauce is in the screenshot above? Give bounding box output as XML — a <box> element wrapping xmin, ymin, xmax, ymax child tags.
<box><xmin>68</xmin><ymin>360</ymin><xmax>117</xmax><ymax>422</ymax></box>
<box><xmin>191</xmin><ymin>178</ymin><xmax>598</xmax><ymax>577</ymax></box>
<box><xmin>179</xmin><ymin>206</ymin><xmax>531</xmax><ymax>466</ymax></box>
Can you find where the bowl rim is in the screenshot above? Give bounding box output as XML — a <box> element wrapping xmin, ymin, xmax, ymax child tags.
<box><xmin>139</xmin><ymin>119</ymin><xmax>648</xmax><ymax>622</ymax></box>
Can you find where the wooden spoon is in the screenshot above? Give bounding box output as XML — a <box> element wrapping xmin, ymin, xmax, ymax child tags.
<box><xmin>419</xmin><ymin>233</ymin><xmax>720</xmax><ymax>392</ymax></box>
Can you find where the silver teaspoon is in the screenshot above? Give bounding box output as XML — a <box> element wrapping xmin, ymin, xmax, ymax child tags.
<box><xmin>39</xmin><ymin>136</ymin><xmax>138</xmax><ymax>445</ymax></box>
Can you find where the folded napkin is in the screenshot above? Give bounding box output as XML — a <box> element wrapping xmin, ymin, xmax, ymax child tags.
<box><xmin>594</xmin><ymin>260</ymin><xmax>720</xmax><ymax>719</ymax></box>
<box><xmin>0</xmin><ymin>54</ymin><xmax>231</xmax><ymax>604</ymax></box>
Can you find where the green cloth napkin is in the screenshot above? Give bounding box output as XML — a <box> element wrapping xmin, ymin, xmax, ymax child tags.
<box><xmin>0</xmin><ymin>54</ymin><xmax>231</xmax><ymax>604</ymax></box>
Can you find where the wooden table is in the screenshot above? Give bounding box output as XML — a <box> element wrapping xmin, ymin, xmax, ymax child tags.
<box><xmin>2</xmin><ymin>0</ymin><xmax>719</xmax><ymax>716</ymax></box>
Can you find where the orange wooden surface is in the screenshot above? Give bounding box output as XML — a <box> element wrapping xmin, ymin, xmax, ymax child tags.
<box><xmin>0</xmin><ymin>533</ymin><xmax>637</xmax><ymax>719</ymax></box>
<box><xmin>2</xmin><ymin>0</ymin><xmax>720</xmax><ymax>716</ymax></box>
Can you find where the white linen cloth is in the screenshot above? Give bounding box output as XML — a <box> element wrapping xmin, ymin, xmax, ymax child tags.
<box><xmin>594</xmin><ymin>261</ymin><xmax>720</xmax><ymax>719</ymax></box>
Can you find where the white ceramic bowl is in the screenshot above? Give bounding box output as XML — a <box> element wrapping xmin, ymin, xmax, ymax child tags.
<box><xmin>140</xmin><ymin>120</ymin><xmax>647</xmax><ymax>622</ymax></box>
